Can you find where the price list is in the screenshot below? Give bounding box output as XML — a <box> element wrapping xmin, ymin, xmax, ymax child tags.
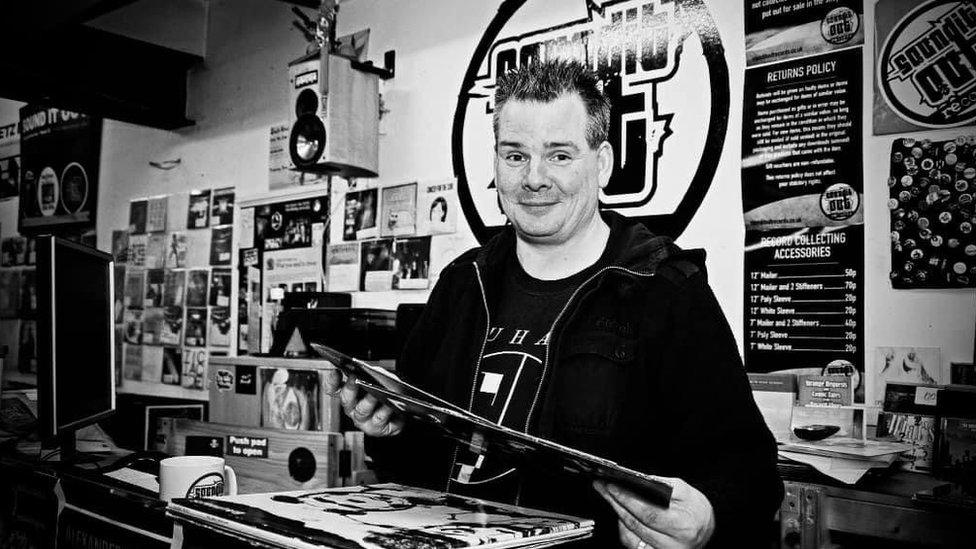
<box><xmin>744</xmin><ymin>225</ymin><xmax>865</xmax><ymax>399</ymax></box>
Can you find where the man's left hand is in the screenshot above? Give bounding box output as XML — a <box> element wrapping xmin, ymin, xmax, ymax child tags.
<box><xmin>594</xmin><ymin>477</ymin><xmax>715</xmax><ymax>549</ymax></box>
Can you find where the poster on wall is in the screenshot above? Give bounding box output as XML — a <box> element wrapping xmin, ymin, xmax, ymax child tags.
<box><xmin>887</xmin><ymin>135</ymin><xmax>976</xmax><ymax>288</ymax></box>
<box><xmin>418</xmin><ymin>178</ymin><xmax>459</xmax><ymax>235</ymax></box>
<box><xmin>261</xmin><ymin>246</ymin><xmax>322</xmax><ymax>353</ymax></box>
<box><xmin>743</xmin><ymin>225</ymin><xmax>865</xmax><ymax>402</ymax></box>
<box><xmin>745</xmin><ymin>0</ymin><xmax>863</xmax><ymax>66</ymax></box>
<box><xmin>253</xmin><ymin>195</ymin><xmax>328</xmax><ymax>251</ymax></box>
<box><xmin>380</xmin><ymin>182</ymin><xmax>418</xmax><ymax>237</ymax></box>
<box><xmin>742</xmin><ymin>47</ymin><xmax>863</xmax><ymax>229</ymax></box>
<box><xmin>393</xmin><ymin>236</ymin><xmax>431</xmax><ymax>290</ymax></box>
<box><xmin>0</xmin><ymin>121</ymin><xmax>19</xmax><ymax>201</ymax></box>
<box><xmin>343</xmin><ymin>188</ymin><xmax>378</xmax><ymax>241</ymax></box>
<box><xmin>268</xmin><ymin>123</ymin><xmax>327</xmax><ymax>191</ymax></box>
<box><xmin>325</xmin><ymin>242</ymin><xmax>361</xmax><ymax>292</ymax></box>
<box><xmin>18</xmin><ymin>105</ymin><xmax>102</xmax><ymax>234</ymax></box>
<box><xmin>874</xmin><ymin>0</ymin><xmax>976</xmax><ymax>134</ymax></box>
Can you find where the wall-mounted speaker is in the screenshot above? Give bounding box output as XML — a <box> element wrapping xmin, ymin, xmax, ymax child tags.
<box><xmin>288</xmin><ymin>52</ymin><xmax>379</xmax><ymax>178</ymax></box>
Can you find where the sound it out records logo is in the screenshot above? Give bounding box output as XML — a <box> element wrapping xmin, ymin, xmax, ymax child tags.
<box><xmin>879</xmin><ymin>0</ymin><xmax>976</xmax><ymax>129</ymax></box>
<box><xmin>452</xmin><ymin>0</ymin><xmax>729</xmax><ymax>243</ymax></box>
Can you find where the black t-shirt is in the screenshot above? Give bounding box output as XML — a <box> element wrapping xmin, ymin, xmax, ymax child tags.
<box><xmin>450</xmin><ymin>252</ymin><xmax>604</xmax><ymax>503</ymax></box>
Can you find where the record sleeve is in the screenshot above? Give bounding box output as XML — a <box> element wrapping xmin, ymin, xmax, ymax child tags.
<box><xmin>380</xmin><ymin>182</ymin><xmax>417</xmax><ymax>237</ymax></box>
<box><xmin>127</xmin><ymin>234</ymin><xmax>147</xmax><ymax>268</ymax></box>
<box><xmin>209</xmin><ymin>306</ymin><xmax>232</xmax><ymax>348</ymax></box>
<box><xmin>128</xmin><ymin>199</ymin><xmax>148</xmax><ymax>235</ymax></box>
<box><xmin>212</xmin><ymin>187</ymin><xmax>235</xmax><ymax>226</ymax></box>
<box><xmin>161</xmin><ymin>347</ymin><xmax>182</xmax><ymax>385</ymax></box>
<box><xmin>360</xmin><ymin>238</ymin><xmax>394</xmax><ymax>291</ymax></box>
<box><xmin>310</xmin><ymin>344</ymin><xmax>672</xmax><ymax>508</ymax></box>
<box><xmin>260</xmin><ymin>368</ymin><xmax>320</xmax><ymax>430</ymax></box>
<box><xmin>182</xmin><ymin>348</ymin><xmax>208</xmax><ymax>390</ymax></box>
<box><xmin>210</xmin><ymin>226</ymin><xmax>233</xmax><ymax>266</ymax></box>
<box><xmin>145</xmin><ymin>233</ymin><xmax>167</xmax><ymax>269</ymax></box>
<box><xmin>185</xmin><ymin>308</ymin><xmax>208</xmax><ymax>347</ymax></box>
<box><xmin>113</xmin><ymin>265</ymin><xmax>125</xmax><ymax>323</ymax></box>
<box><xmin>209</xmin><ymin>269</ymin><xmax>232</xmax><ymax>307</ymax></box>
<box><xmin>165</xmin><ymin>232</ymin><xmax>188</xmax><ymax>268</ymax></box>
<box><xmin>186</xmin><ymin>269</ymin><xmax>209</xmax><ymax>308</ymax></box>
<box><xmin>123</xmin><ymin>344</ymin><xmax>143</xmax><ymax>381</ymax></box>
<box><xmin>123</xmin><ymin>270</ymin><xmax>145</xmax><ymax>309</ymax></box>
<box><xmin>111</xmin><ymin>230</ymin><xmax>129</xmax><ymax>263</ymax></box>
<box><xmin>343</xmin><ymin>188</ymin><xmax>378</xmax><ymax>241</ymax></box>
<box><xmin>163</xmin><ymin>270</ymin><xmax>186</xmax><ymax>307</ymax></box>
<box><xmin>123</xmin><ymin>309</ymin><xmax>143</xmax><ymax>345</ymax></box>
<box><xmin>147</xmin><ymin>195</ymin><xmax>168</xmax><ymax>233</ymax></box>
<box><xmin>187</xmin><ymin>189</ymin><xmax>212</xmax><ymax>229</ymax></box>
<box><xmin>145</xmin><ymin>269</ymin><xmax>165</xmax><ymax>308</ymax></box>
<box><xmin>142</xmin><ymin>307</ymin><xmax>164</xmax><ymax>345</ymax></box>
<box><xmin>392</xmin><ymin>236</ymin><xmax>430</xmax><ymax>290</ymax></box>
<box><xmin>160</xmin><ymin>306</ymin><xmax>183</xmax><ymax>346</ymax></box>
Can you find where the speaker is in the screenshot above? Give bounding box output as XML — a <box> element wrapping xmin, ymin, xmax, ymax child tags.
<box><xmin>288</xmin><ymin>52</ymin><xmax>379</xmax><ymax>178</ymax></box>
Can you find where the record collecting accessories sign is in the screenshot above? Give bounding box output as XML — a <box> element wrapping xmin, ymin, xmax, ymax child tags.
<box><xmin>877</xmin><ymin>0</ymin><xmax>976</xmax><ymax>131</ymax></box>
<box><xmin>452</xmin><ymin>0</ymin><xmax>730</xmax><ymax>242</ymax></box>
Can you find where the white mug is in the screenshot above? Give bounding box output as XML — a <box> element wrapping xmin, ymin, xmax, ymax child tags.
<box><xmin>159</xmin><ymin>456</ymin><xmax>238</xmax><ymax>502</ymax></box>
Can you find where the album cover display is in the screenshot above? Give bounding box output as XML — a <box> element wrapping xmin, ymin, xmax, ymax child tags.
<box><xmin>343</xmin><ymin>188</ymin><xmax>378</xmax><ymax>241</ymax></box>
<box><xmin>124</xmin><ymin>270</ymin><xmax>145</xmax><ymax>309</ymax></box>
<box><xmin>185</xmin><ymin>308</ymin><xmax>208</xmax><ymax>347</ymax></box>
<box><xmin>186</xmin><ymin>269</ymin><xmax>209</xmax><ymax>307</ymax></box>
<box><xmin>182</xmin><ymin>348</ymin><xmax>208</xmax><ymax>390</ymax></box>
<box><xmin>146</xmin><ymin>196</ymin><xmax>168</xmax><ymax>233</ymax></box>
<box><xmin>210</xmin><ymin>226</ymin><xmax>233</xmax><ymax>266</ymax></box>
<box><xmin>393</xmin><ymin>236</ymin><xmax>430</xmax><ymax>290</ymax></box>
<box><xmin>187</xmin><ymin>189</ymin><xmax>212</xmax><ymax>229</ymax></box>
<box><xmin>380</xmin><ymin>182</ymin><xmax>417</xmax><ymax>237</ymax></box>
<box><xmin>209</xmin><ymin>306</ymin><xmax>232</xmax><ymax>348</ymax></box>
<box><xmin>360</xmin><ymin>238</ymin><xmax>394</xmax><ymax>291</ymax></box>
<box><xmin>145</xmin><ymin>269</ymin><xmax>165</xmax><ymax>308</ymax></box>
<box><xmin>145</xmin><ymin>233</ymin><xmax>167</xmax><ymax>269</ymax></box>
<box><xmin>142</xmin><ymin>307</ymin><xmax>164</xmax><ymax>345</ymax></box>
<box><xmin>124</xmin><ymin>309</ymin><xmax>143</xmax><ymax>344</ymax></box>
<box><xmin>165</xmin><ymin>232</ymin><xmax>188</xmax><ymax>268</ymax></box>
<box><xmin>160</xmin><ymin>306</ymin><xmax>183</xmax><ymax>346</ymax></box>
<box><xmin>212</xmin><ymin>187</ymin><xmax>235</xmax><ymax>226</ymax></box>
<box><xmin>163</xmin><ymin>270</ymin><xmax>186</xmax><ymax>307</ymax></box>
<box><xmin>129</xmin><ymin>199</ymin><xmax>148</xmax><ymax>234</ymax></box>
<box><xmin>260</xmin><ymin>368</ymin><xmax>320</xmax><ymax>431</ymax></box>
<box><xmin>123</xmin><ymin>344</ymin><xmax>143</xmax><ymax>381</ymax></box>
<box><xmin>161</xmin><ymin>347</ymin><xmax>182</xmax><ymax>385</ymax></box>
<box><xmin>310</xmin><ymin>344</ymin><xmax>672</xmax><ymax>507</ymax></box>
<box><xmin>127</xmin><ymin>234</ymin><xmax>147</xmax><ymax>268</ymax></box>
<box><xmin>166</xmin><ymin>483</ymin><xmax>593</xmax><ymax>549</ymax></box>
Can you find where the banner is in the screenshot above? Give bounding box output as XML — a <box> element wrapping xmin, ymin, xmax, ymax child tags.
<box><xmin>18</xmin><ymin>105</ymin><xmax>102</xmax><ymax>233</ymax></box>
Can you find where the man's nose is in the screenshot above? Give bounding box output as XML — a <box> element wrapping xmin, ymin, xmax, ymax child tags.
<box><xmin>523</xmin><ymin>157</ymin><xmax>551</xmax><ymax>191</ymax></box>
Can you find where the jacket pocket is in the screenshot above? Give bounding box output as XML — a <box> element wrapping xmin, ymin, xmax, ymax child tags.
<box><xmin>551</xmin><ymin>331</ymin><xmax>635</xmax><ymax>435</ymax></box>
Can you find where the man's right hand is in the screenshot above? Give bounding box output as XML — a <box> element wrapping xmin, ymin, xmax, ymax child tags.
<box><xmin>324</xmin><ymin>367</ymin><xmax>404</xmax><ymax>437</ymax></box>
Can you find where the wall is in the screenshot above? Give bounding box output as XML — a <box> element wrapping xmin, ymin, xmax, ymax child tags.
<box><xmin>0</xmin><ymin>0</ymin><xmax>973</xmax><ymax>395</ymax></box>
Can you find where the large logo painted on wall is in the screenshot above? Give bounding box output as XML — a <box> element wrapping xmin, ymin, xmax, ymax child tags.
<box><xmin>878</xmin><ymin>0</ymin><xmax>976</xmax><ymax>129</ymax></box>
<box><xmin>452</xmin><ymin>0</ymin><xmax>729</xmax><ymax>243</ymax></box>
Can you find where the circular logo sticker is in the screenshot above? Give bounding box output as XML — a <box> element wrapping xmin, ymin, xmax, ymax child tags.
<box><xmin>37</xmin><ymin>166</ymin><xmax>59</xmax><ymax>217</ymax></box>
<box><xmin>820</xmin><ymin>182</ymin><xmax>859</xmax><ymax>221</ymax></box>
<box><xmin>59</xmin><ymin>162</ymin><xmax>89</xmax><ymax>214</ymax></box>
<box><xmin>821</xmin><ymin>6</ymin><xmax>859</xmax><ymax>45</ymax></box>
<box><xmin>452</xmin><ymin>0</ymin><xmax>729</xmax><ymax>243</ymax></box>
<box><xmin>878</xmin><ymin>0</ymin><xmax>976</xmax><ymax>128</ymax></box>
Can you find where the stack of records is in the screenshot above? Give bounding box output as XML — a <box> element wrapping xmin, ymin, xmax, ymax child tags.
<box><xmin>167</xmin><ymin>483</ymin><xmax>593</xmax><ymax>548</ymax></box>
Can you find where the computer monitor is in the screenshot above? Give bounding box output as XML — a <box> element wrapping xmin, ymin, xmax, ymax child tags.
<box><xmin>36</xmin><ymin>235</ymin><xmax>115</xmax><ymax>460</ymax></box>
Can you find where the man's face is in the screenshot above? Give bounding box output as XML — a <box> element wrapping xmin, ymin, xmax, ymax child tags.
<box><xmin>495</xmin><ymin>93</ymin><xmax>611</xmax><ymax>245</ymax></box>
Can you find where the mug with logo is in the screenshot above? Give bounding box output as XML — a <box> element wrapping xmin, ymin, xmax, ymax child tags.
<box><xmin>159</xmin><ymin>456</ymin><xmax>238</xmax><ymax>502</ymax></box>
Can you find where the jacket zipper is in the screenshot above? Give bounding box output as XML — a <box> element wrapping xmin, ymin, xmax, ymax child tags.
<box><xmin>445</xmin><ymin>262</ymin><xmax>493</xmax><ymax>493</ymax></box>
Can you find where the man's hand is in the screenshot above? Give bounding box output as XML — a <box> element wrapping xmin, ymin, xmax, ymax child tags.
<box><xmin>323</xmin><ymin>367</ymin><xmax>404</xmax><ymax>437</ymax></box>
<box><xmin>594</xmin><ymin>477</ymin><xmax>715</xmax><ymax>549</ymax></box>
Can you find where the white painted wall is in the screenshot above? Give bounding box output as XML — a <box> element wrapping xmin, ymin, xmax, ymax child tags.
<box><xmin>1</xmin><ymin>0</ymin><xmax>973</xmax><ymax>394</ymax></box>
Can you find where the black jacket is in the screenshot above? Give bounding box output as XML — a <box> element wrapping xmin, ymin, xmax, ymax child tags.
<box><xmin>370</xmin><ymin>212</ymin><xmax>783</xmax><ymax>547</ymax></box>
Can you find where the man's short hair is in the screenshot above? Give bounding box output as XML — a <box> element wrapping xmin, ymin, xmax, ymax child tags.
<box><xmin>494</xmin><ymin>59</ymin><xmax>611</xmax><ymax>150</ymax></box>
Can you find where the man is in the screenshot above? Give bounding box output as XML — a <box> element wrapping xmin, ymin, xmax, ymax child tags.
<box><xmin>326</xmin><ymin>59</ymin><xmax>782</xmax><ymax>547</ymax></box>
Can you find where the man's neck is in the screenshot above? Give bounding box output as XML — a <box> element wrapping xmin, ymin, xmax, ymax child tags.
<box><xmin>515</xmin><ymin>215</ymin><xmax>610</xmax><ymax>280</ymax></box>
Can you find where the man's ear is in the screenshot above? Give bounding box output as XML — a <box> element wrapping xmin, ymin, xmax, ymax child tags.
<box><xmin>597</xmin><ymin>141</ymin><xmax>614</xmax><ymax>189</ymax></box>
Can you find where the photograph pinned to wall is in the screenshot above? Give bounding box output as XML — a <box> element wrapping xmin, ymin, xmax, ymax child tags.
<box><xmin>745</xmin><ymin>0</ymin><xmax>863</xmax><ymax>67</ymax></box>
<box><xmin>111</xmin><ymin>230</ymin><xmax>129</xmax><ymax>264</ymax></box>
<box><xmin>165</xmin><ymin>232</ymin><xmax>188</xmax><ymax>268</ymax></box>
<box><xmin>181</xmin><ymin>348</ymin><xmax>208</xmax><ymax>390</ymax></box>
<box><xmin>145</xmin><ymin>233</ymin><xmax>167</xmax><ymax>269</ymax></box>
<box><xmin>161</xmin><ymin>347</ymin><xmax>182</xmax><ymax>385</ymax></box>
<box><xmin>163</xmin><ymin>270</ymin><xmax>186</xmax><ymax>307</ymax></box>
<box><xmin>393</xmin><ymin>236</ymin><xmax>431</xmax><ymax>290</ymax></box>
<box><xmin>418</xmin><ymin>178</ymin><xmax>459</xmax><ymax>235</ymax></box>
<box><xmin>887</xmin><ymin>135</ymin><xmax>976</xmax><ymax>288</ymax></box>
<box><xmin>184</xmin><ymin>308</ymin><xmax>208</xmax><ymax>347</ymax></box>
<box><xmin>145</xmin><ymin>269</ymin><xmax>165</xmax><ymax>308</ymax></box>
<box><xmin>260</xmin><ymin>368</ymin><xmax>320</xmax><ymax>431</ymax></box>
<box><xmin>123</xmin><ymin>309</ymin><xmax>143</xmax><ymax>345</ymax></box>
<box><xmin>17</xmin><ymin>106</ymin><xmax>101</xmax><ymax>234</ymax></box>
<box><xmin>0</xmin><ymin>155</ymin><xmax>19</xmax><ymax>201</ymax></box>
<box><xmin>380</xmin><ymin>182</ymin><xmax>417</xmax><ymax>237</ymax></box>
<box><xmin>874</xmin><ymin>0</ymin><xmax>976</xmax><ymax>134</ymax></box>
<box><xmin>127</xmin><ymin>234</ymin><xmax>147</xmax><ymax>268</ymax></box>
<box><xmin>210</xmin><ymin>226</ymin><xmax>233</xmax><ymax>266</ymax></box>
<box><xmin>742</xmin><ymin>47</ymin><xmax>863</xmax><ymax>229</ymax></box>
<box><xmin>129</xmin><ymin>199</ymin><xmax>148</xmax><ymax>235</ymax></box>
<box><xmin>871</xmin><ymin>347</ymin><xmax>943</xmax><ymax>407</ymax></box>
<box><xmin>146</xmin><ymin>195</ymin><xmax>168</xmax><ymax>233</ymax></box>
<box><xmin>211</xmin><ymin>187</ymin><xmax>235</xmax><ymax>226</ymax></box>
<box><xmin>187</xmin><ymin>189</ymin><xmax>212</xmax><ymax>229</ymax></box>
<box><xmin>343</xmin><ymin>188</ymin><xmax>378</xmax><ymax>241</ymax></box>
<box><xmin>160</xmin><ymin>306</ymin><xmax>183</xmax><ymax>346</ymax></box>
<box><xmin>123</xmin><ymin>270</ymin><xmax>145</xmax><ymax>309</ymax></box>
<box><xmin>253</xmin><ymin>195</ymin><xmax>328</xmax><ymax>251</ymax></box>
<box><xmin>1</xmin><ymin>237</ymin><xmax>25</xmax><ymax>266</ymax></box>
<box><xmin>325</xmin><ymin>242</ymin><xmax>360</xmax><ymax>292</ymax></box>
<box><xmin>142</xmin><ymin>307</ymin><xmax>164</xmax><ymax>345</ymax></box>
<box><xmin>186</xmin><ymin>269</ymin><xmax>209</xmax><ymax>308</ymax></box>
<box><xmin>123</xmin><ymin>344</ymin><xmax>143</xmax><ymax>381</ymax></box>
<box><xmin>209</xmin><ymin>269</ymin><xmax>232</xmax><ymax>307</ymax></box>
<box><xmin>0</xmin><ymin>270</ymin><xmax>20</xmax><ymax>318</ymax></box>
<box><xmin>113</xmin><ymin>265</ymin><xmax>125</xmax><ymax>323</ymax></box>
<box><xmin>209</xmin><ymin>306</ymin><xmax>232</xmax><ymax>348</ymax></box>
<box><xmin>360</xmin><ymin>238</ymin><xmax>394</xmax><ymax>291</ymax></box>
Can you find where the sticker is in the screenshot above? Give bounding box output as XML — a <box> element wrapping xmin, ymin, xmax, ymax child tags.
<box><xmin>235</xmin><ymin>365</ymin><xmax>257</xmax><ymax>395</ymax></box>
<box><xmin>226</xmin><ymin>435</ymin><xmax>269</xmax><ymax>458</ymax></box>
<box><xmin>185</xmin><ymin>435</ymin><xmax>224</xmax><ymax>457</ymax></box>
<box><xmin>914</xmin><ymin>386</ymin><xmax>939</xmax><ymax>407</ymax></box>
<box><xmin>215</xmin><ymin>368</ymin><xmax>234</xmax><ymax>392</ymax></box>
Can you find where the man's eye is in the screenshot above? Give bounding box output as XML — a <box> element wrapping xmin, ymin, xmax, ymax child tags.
<box><xmin>550</xmin><ymin>153</ymin><xmax>572</xmax><ymax>163</ymax></box>
<box><xmin>504</xmin><ymin>152</ymin><xmax>526</xmax><ymax>164</ymax></box>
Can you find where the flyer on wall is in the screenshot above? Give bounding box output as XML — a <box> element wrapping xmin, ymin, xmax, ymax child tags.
<box><xmin>745</xmin><ymin>0</ymin><xmax>863</xmax><ymax>67</ymax></box>
<box><xmin>742</xmin><ymin>47</ymin><xmax>863</xmax><ymax>229</ymax></box>
<box><xmin>187</xmin><ymin>189</ymin><xmax>212</xmax><ymax>229</ymax></box>
<box><xmin>253</xmin><ymin>195</ymin><xmax>328</xmax><ymax>251</ymax></box>
<box><xmin>874</xmin><ymin>0</ymin><xmax>976</xmax><ymax>134</ymax></box>
<box><xmin>379</xmin><ymin>182</ymin><xmax>418</xmax><ymax>237</ymax></box>
<box><xmin>887</xmin><ymin>135</ymin><xmax>976</xmax><ymax>289</ymax></box>
<box><xmin>360</xmin><ymin>238</ymin><xmax>394</xmax><ymax>291</ymax></box>
<box><xmin>261</xmin><ymin>246</ymin><xmax>323</xmax><ymax>353</ymax></box>
<box><xmin>146</xmin><ymin>195</ymin><xmax>168</xmax><ymax>233</ymax></box>
<box><xmin>211</xmin><ymin>187</ymin><xmax>236</xmax><ymax>226</ymax></box>
<box><xmin>325</xmin><ymin>242</ymin><xmax>361</xmax><ymax>292</ymax></box>
<box><xmin>343</xmin><ymin>188</ymin><xmax>379</xmax><ymax>241</ymax></box>
<box><xmin>743</xmin><ymin>225</ymin><xmax>865</xmax><ymax>402</ymax></box>
<box><xmin>393</xmin><ymin>236</ymin><xmax>431</xmax><ymax>290</ymax></box>
<box><xmin>18</xmin><ymin>105</ymin><xmax>102</xmax><ymax>234</ymax></box>
<box><xmin>0</xmin><ymin>120</ymin><xmax>19</xmax><ymax>201</ymax></box>
<box><xmin>418</xmin><ymin>178</ymin><xmax>459</xmax><ymax>235</ymax></box>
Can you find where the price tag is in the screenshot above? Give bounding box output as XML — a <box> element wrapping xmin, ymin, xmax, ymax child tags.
<box><xmin>914</xmin><ymin>386</ymin><xmax>938</xmax><ymax>406</ymax></box>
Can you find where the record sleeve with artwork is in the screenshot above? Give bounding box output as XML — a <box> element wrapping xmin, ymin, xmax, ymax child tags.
<box><xmin>166</xmin><ymin>483</ymin><xmax>593</xmax><ymax>549</ymax></box>
<box><xmin>260</xmin><ymin>368</ymin><xmax>320</xmax><ymax>431</ymax></box>
<box><xmin>211</xmin><ymin>187</ymin><xmax>235</xmax><ymax>226</ymax></box>
<box><xmin>188</xmin><ymin>189</ymin><xmax>212</xmax><ymax>229</ymax></box>
<box><xmin>310</xmin><ymin>344</ymin><xmax>673</xmax><ymax>508</ymax></box>
<box><xmin>185</xmin><ymin>308</ymin><xmax>208</xmax><ymax>347</ymax></box>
